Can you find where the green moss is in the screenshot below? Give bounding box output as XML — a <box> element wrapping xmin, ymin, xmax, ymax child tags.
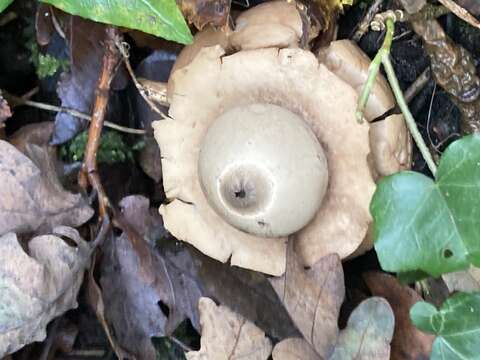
<box><xmin>28</xmin><ymin>41</ymin><xmax>69</xmax><ymax>79</ymax></box>
<box><xmin>60</xmin><ymin>130</ymin><xmax>135</xmax><ymax>164</ymax></box>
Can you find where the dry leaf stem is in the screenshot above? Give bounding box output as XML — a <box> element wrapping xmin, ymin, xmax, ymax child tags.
<box><xmin>79</xmin><ymin>26</ymin><xmax>121</xmax><ymax>218</ymax></box>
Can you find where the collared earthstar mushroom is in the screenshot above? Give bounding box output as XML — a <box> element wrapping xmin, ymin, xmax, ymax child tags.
<box><xmin>153</xmin><ymin>1</ymin><xmax>411</xmax><ymax>276</ymax></box>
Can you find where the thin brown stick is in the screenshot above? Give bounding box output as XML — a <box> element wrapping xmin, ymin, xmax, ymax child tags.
<box><xmin>4</xmin><ymin>91</ymin><xmax>145</xmax><ymax>135</ymax></box>
<box><xmin>404</xmin><ymin>67</ymin><xmax>431</xmax><ymax>103</ymax></box>
<box><xmin>79</xmin><ymin>26</ymin><xmax>121</xmax><ymax>218</ymax></box>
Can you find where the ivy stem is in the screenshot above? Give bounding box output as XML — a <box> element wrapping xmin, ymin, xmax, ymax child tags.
<box><xmin>382</xmin><ymin>56</ymin><xmax>438</xmax><ymax>176</ymax></box>
<box><xmin>356</xmin><ymin>17</ymin><xmax>438</xmax><ymax>176</ymax></box>
<box><xmin>356</xmin><ymin>16</ymin><xmax>394</xmax><ymax>123</ymax></box>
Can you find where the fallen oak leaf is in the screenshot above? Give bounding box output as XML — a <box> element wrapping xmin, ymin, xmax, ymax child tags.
<box><xmin>0</xmin><ymin>140</ymin><xmax>93</xmax><ymax>236</ymax></box>
<box><xmin>329</xmin><ymin>297</ymin><xmax>394</xmax><ymax>360</ymax></box>
<box><xmin>161</xmin><ymin>241</ymin><xmax>298</xmax><ymax>340</ymax></box>
<box><xmin>0</xmin><ymin>227</ymin><xmax>92</xmax><ymax>357</ymax></box>
<box><xmin>269</xmin><ymin>240</ymin><xmax>344</xmax><ymax>359</ymax></box>
<box><xmin>363</xmin><ymin>272</ymin><xmax>434</xmax><ymax>360</ymax></box>
<box><xmin>272</xmin><ymin>337</ymin><xmax>319</xmax><ymax>360</ymax></box>
<box><xmin>272</xmin><ymin>298</ymin><xmax>395</xmax><ymax>360</ymax></box>
<box><xmin>186</xmin><ymin>297</ymin><xmax>272</xmax><ymax>360</ymax></box>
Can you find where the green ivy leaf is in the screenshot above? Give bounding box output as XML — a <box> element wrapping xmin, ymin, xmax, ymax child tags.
<box><xmin>371</xmin><ymin>135</ymin><xmax>480</xmax><ymax>277</ymax></box>
<box><xmin>0</xmin><ymin>0</ymin><xmax>14</xmax><ymax>13</ymax></box>
<box><xmin>40</xmin><ymin>0</ymin><xmax>192</xmax><ymax>44</ymax></box>
<box><xmin>410</xmin><ymin>292</ymin><xmax>480</xmax><ymax>360</ymax></box>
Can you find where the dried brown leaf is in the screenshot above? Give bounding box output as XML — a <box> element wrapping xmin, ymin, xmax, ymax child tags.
<box><xmin>364</xmin><ymin>272</ymin><xmax>434</xmax><ymax>360</ymax></box>
<box><xmin>329</xmin><ymin>297</ymin><xmax>394</xmax><ymax>360</ymax></box>
<box><xmin>269</xmin><ymin>240</ymin><xmax>344</xmax><ymax>359</ymax></box>
<box><xmin>457</xmin><ymin>0</ymin><xmax>480</xmax><ymax>15</ymax></box>
<box><xmin>162</xmin><ymin>242</ymin><xmax>299</xmax><ymax>340</ymax></box>
<box><xmin>397</xmin><ymin>0</ymin><xmax>427</xmax><ymax>14</ymax></box>
<box><xmin>177</xmin><ymin>0</ymin><xmax>231</xmax><ymax>30</ymax></box>
<box><xmin>51</xmin><ymin>15</ymin><xmax>127</xmax><ymax>144</ymax></box>
<box><xmin>186</xmin><ymin>297</ymin><xmax>272</xmax><ymax>360</ymax></box>
<box><xmin>9</xmin><ymin>122</ymin><xmax>54</xmax><ymax>154</ymax></box>
<box><xmin>51</xmin><ymin>15</ymin><xmax>106</xmax><ymax>144</ymax></box>
<box><xmin>0</xmin><ymin>141</ymin><xmax>93</xmax><ymax>236</ymax></box>
<box><xmin>438</xmin><ymin>0</ymin><xmax>480</xmax><ymax>29</ymax></box>
<box><xmin>99</xmin><ymin>195</ymin><xmax>201</xmax><ymax>360</ymax></box>
<box><xmin>86</xmin><ymin>252</ymin><xmax>132</xmax><ymax>360</ymax></box>
<box><xmin>0</xmin><ymin>227</ymin><xmax>91</xmax><ymax>356</ymax></box>
<box><xmin>411</xmin><ymin>19</ymin><xmax>480</xmax><ymax>133</ymax></box>
<box><xmin>35</xmin><ymin>4</ymin><xmax>55</xmax><ymax>46</ymax></box>
<box><xmin>442</xmin><ymin>266</ymin><xmax>480</xmax><ymax>292</ymax></box>
<box><xmin>272</xmin><ymin>338</ymin><xmax>319</xmax><ymax>360</ymax></box>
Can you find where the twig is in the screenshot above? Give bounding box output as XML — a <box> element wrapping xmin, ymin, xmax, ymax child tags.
<box><xmin>351</xmin><ymin>0</ymin><xmax>384</xmax><ymax>42</ymax></box>
<box><xmin>115</xmin><ymin>40</ymin><xmax>170</xmax><ymax>119</ymax></box>
<box><xmin>404</xmin><ymin>67</ymin><xmax>431</xmax><ymax>103</ymax></box>
<box><xmin>4</xmin><ymin>91</ymin><xmax>145</xmax><ymax>135</ymax></box>
<box><xmin>79</xmin><ymin>26</ymin><xmax>122</xmax><ymax>218</ymax></box>
<box><xmin>21</xmin><ymin>86</ymin><xmax>39</xmax><ymax>100</ymax></box>
<box><xmin>0</xmin><ymin>12</ymin><xmax>17</xmax><ymax>27</ymax></box>
<box><xmin>168</xmin><ymin>336</ymin><xmax>193</xmax><ymax>352</ymax></box>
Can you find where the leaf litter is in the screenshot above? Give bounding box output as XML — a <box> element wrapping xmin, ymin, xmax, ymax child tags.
<box><xmin>4</xmin><ymin>0</ymin><xmax>480</xmax><ymax>357</ymax></box>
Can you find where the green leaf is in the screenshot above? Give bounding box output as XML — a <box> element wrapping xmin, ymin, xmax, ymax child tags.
<box><xmin>371</xmin><ymin>135</ymin><xmax>480</xmax><ymax>277</ymax></box>
<box><xmin>0</xmin><ymin>0</ymin><xmax>14</xmax><ymax>13</ymax></box>
<box><xmin>40</xmin><ymin>0</ymin><xmax>193</xmax><ymax>44</ymax></box>
<box><xmin>410</xmin><ymin>292</ymin><xmax>480</xmax><ymax>360</ymax></box>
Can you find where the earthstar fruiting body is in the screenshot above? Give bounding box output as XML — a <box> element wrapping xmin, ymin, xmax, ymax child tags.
<box><xmin>198</xmin><ymin>103</ymin><xmax>328</xmax><ymax>237</ymax></box>
<box><xmin>153</xmin><ymin>2</ymin><xmax>411</xmax><ymax>275</ymax></box>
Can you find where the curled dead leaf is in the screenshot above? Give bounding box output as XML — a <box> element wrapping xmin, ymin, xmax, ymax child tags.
<box><xmin>0</xmin><ymin>227</ymin><xmax>92</xmax><ymax>356</ymax></box>
<box><xmin>0</xmin><ymin>140</ymin><xmax>93</xmax><ymax>236</ymax></box>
